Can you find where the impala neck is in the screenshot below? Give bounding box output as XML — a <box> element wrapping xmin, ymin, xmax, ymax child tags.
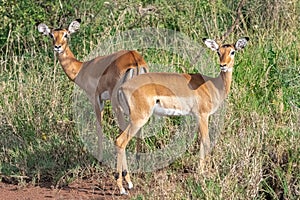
<box><xmin>57</xmin><ymin>46</ymin><xmax>83</xmax><ymax>81</ymax></box>
<box><xmin>220</xmin><ymin>70</ymin><xmax>233</xmax><ymax>97</ymax></box>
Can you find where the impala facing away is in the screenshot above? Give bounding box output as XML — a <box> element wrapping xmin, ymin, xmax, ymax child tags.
<box><xmin>38</xmin><ymin>19</ymin><xmax>148</xmax><ymax>161</ymax></box>
<box><xmin>111</xmin><ymin>37</ymin><xmax>249</xmax><ymax>194</ymax></box>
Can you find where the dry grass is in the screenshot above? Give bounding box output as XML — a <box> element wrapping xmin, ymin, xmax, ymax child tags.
<box><xmin>0</xmin><ymin>0</ymin><xmax>299</xmax><ymax>199</ymax></box>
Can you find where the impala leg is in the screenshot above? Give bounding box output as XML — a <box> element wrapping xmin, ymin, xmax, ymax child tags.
<box><xmin>95</xmin><ymin>101</ymin><xmax>104</xmax><ymax>162</ymax></box>
<box><xmin>96</xmin><ymin>122</ymin><xmax>103</xmax><ymax>162</ymax></box>
<box><xmin>122</xmin><ymin>150</ymin><xmax>133</xmax><ymax>190</ymax></box>
<box><xmin>135</xmin><ymin>130</ymin><xmax>142</xmax><ymax>162</ymax></box>
<box><xmin>115</xmin><ymin>123</ymin><xmax>142</xmax><ymax>194</ymax></box>
<box><xmin>198</xmin><ymin>114</ymin><xmax>210</xmax><ymax>166</ymax></box>
<box><xmin>116</xmin><ymin>146</ymin><xmax>126</xmax><ymax>194</ymax></box>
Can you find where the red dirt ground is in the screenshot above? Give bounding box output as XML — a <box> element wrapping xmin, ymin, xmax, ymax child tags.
<box><xmin>0</xmin><ymin>177</ymin><xmax>134</xmax><ymax>200</ymax></box>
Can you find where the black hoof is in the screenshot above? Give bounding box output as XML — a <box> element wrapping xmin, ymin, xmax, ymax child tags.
<box><xmin>122</xmin><ymin>170</ymin><xmax>127</xmax><ymax>177</ymax></box>
<box><xmin>114</xmin><ymin>172</ymin><xmax>119</xmax><ymax>180</ymax></box>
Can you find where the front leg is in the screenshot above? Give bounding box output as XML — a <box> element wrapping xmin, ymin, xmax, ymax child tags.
<box><xmin>198</xmin><ymin>114</ymin><xmax>210</xmax><ymax>162</ymax></box>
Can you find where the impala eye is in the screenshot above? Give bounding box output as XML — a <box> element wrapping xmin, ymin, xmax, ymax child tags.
<box><xmin>230</xmin><ymin>50</ymin><xmax>235</xmax><ymax>56</ymax></box>
<box><xmin>49</xmin><ymin>33</ymin><xmax>54</xmax><ymax>38</ymax></box>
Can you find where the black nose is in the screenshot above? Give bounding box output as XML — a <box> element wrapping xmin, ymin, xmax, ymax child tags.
<box><xmin>220</xmin><ymin>64</ymin><xmax>227</xmax><ymax>67</ymax></box>
<box><xmin>54</xmin><ymin>45</ymin><xmax>61</xmax><ymax>49</ymax></box>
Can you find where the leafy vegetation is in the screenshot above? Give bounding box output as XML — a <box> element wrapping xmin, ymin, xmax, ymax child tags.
<box><xmin>0</xmin><ymin>0</ymin><xmax>299</xmax><ymax>199</ymax></box>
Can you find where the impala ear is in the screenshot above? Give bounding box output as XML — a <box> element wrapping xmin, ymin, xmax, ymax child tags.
<box><xmin>68</xmin><ymin>19</ymin><xmax>81</xmax><ymax>34</ymax></box>
<box><xmin>203</xmin><ymin>38</ymin><xmax>219</xmax><ymax>51</ymax></box>
<box><xmin>235</xmin><ymin>37</ymin><xmax>249</xmax><ymax>51</ymax></box>
<box><xmin>38</xmin><ymin>23</ymin><xmax>51</xmax><ymax>36</ymax></box>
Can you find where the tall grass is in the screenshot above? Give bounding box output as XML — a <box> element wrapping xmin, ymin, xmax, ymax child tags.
<box><xmin>0</xmin><ymin>0</ymin><xmax>299</xmax><ymax>199</ymax></box>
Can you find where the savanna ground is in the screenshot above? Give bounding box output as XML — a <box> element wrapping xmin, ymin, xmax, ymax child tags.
<box><xmin>0</xmin><ymin>0</ymin><xmax>299</xmax><ymax>199</ymax></box>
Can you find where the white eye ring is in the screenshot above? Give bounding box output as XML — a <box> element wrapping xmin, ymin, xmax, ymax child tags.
<box><xmin>230</xmin><ymin>50</ymin><xmax>235</xmax><ymax>56</ymax></box>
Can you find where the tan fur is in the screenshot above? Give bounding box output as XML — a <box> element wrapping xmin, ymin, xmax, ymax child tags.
<box><xmin>111</xmin><ymin>37</ymin><xmax>248</xmax><ymax>194</ymax></box>
<box><xmin>38</xmin><ymin>22</ymin><xmax>148</xmax><ymax>162</ymax></box>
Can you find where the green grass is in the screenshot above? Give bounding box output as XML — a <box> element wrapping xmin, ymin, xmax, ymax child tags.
<box><xmin>1</xmin><ymin>0</ymin><xmax>299</xmax><ymax>199</ymax></box>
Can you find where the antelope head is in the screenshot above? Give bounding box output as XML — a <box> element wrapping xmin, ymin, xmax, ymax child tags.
<box><xmin>38</xmin><ymin>19</ymin><xmax>81</xmax><ymax>54</ymax></box>
<box><xmin>203</xmin><ymin>37</ymin><xmax>249</xmax><ymax>72</ymax></box>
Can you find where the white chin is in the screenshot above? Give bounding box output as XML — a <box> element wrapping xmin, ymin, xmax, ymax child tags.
<box><xmin>54</xmin><ymin>49</ymin><xmax>62</xmax><ymax>54</ymax></box>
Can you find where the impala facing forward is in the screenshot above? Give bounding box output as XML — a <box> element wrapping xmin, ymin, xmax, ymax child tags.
<box><xmin>112</xmin><ymin>37</ymin><xmax>249</xmax><ymax>194</ymax></box>
<box><xmin>38</xmin><ymin>20</ymin><xmax>148</xmax><ymax>161</ymax></box>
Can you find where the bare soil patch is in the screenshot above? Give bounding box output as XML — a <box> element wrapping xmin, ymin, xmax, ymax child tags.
<box><xmin>0</xmin><ymin>175</ymin><xmax>134</xmax><ymax>200</ymax></box>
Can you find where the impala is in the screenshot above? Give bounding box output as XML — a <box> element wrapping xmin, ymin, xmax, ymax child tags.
<box><xmin>111</xmin><ymin>37</ymin><xmax>249</xmax><ymax>194</ymax></box>
<box><xmin>38</xmin><ymin>19</ymin><xmax>148</xmax><ymax>161</ymax></box>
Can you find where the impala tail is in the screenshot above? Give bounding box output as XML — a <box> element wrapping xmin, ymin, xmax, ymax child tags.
<box><xmin>117</xmin><ymin>88</ymin><xmax>130</xmax><ymax>116</ymax></box>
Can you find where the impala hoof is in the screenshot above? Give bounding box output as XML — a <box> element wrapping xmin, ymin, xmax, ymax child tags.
<box><xmin>122</xmin><ymin>170</ymin><xmax>127</xmax><ymax>177</ymax></box>
<box><xmin>128</xmin><ymin>181</ymin><xmax>133</xmax><ymax>190</ymax></box>
<box><xmin>114</xmin><ymin>172</ymin><xmax>119</xmax><ymax>180</ymax></box>
<box><xmin>120</xmin><ymin>188</ymin><xmax>127</xmax><ymax>195</ymax></box>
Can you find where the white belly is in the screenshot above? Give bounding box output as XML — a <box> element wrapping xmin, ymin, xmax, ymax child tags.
<box><xmin>153</xmin><ymin>103</ymin><xmax>191</xmax><ymax>116</ymax></box>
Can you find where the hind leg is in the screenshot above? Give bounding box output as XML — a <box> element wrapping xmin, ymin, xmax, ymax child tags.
<box><xmin>115</xmin><ymin>117</ymin><xmax>149</xmax><ymax>194</ymax></box>
<box><xmin>94</xmin><ymin>102</ymin><xmax>104</xmax><ymax>162</ymax></box>
<box><xmin>115</xmin><ymin>123</ymin><xmax>140</xmax><ymax>194</ymax></box>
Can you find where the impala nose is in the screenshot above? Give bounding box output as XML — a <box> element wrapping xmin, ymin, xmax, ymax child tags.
<box><xmin>54</xmin><ymin>45</ymin><xmax>63</xmax><ymax>53</ymax></box>
<box><xmin>220</xmin><ymin>64</ymin><xmax>228</xmax><ymax>72</ymax></box>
